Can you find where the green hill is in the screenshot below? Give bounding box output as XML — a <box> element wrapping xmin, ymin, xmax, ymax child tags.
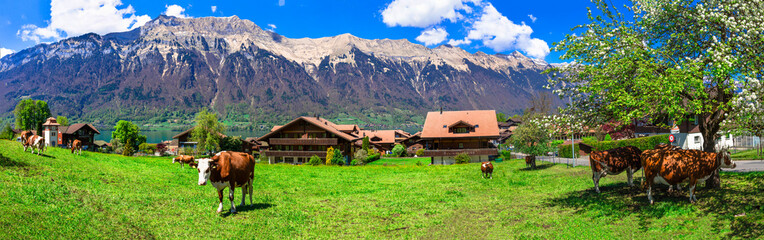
<box><xmin>0</xmin><ymin>140</ymin><xmax>761</xmax><ymax>238</ymax></box>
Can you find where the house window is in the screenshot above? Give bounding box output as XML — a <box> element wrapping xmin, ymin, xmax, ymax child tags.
<box><xmin>456</xmin><ymin>128</ymin><xmax>468</xmax><ymax>133</ymax></box>
<box><xmin>694</xmin><ymin>136</ymin><xmax>701</xmax><ymax>144</ymax></box>
<box><xmin>459</xmin><ymin>143</ymin><xmax>464</xmax><ymax>149</ymax></box>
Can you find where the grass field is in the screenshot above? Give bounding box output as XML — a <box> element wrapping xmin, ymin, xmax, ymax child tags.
<box><xmin>732</xmin><ymin>149</ymin><xmax>764</xmax><ymax>160</ymax></box>
<box><xmin>1</xmin><ymin>140</ymin><xmax>762</xmax><ymax>239</ymax></box>
<box><xmin>367</xmin><ymin>157</ymin><xmax>431</xmax><ymax>166</ymax></box>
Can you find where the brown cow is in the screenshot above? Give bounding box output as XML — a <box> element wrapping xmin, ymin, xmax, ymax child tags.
<box><xmin>196</xmin><ymin>151</ymin><xmax>256</xmax><ymax>213</ymax></box>
<box><xmin>71</xmin><ymin>139</ymin><xmax>83</xmax><ymax>155</ymax></box>
<box><xmin>642</xmin><ymin>149</ymin><xmax>736</xmax><ymax>204</ymax></box>
<box><xmin>580</xmin><ymin>143</ymin><xmax>642</xmax><ymax>193</ymax></box>
<box><xmin>20</xmin><ymin>131</ymin><xmax>34</xmax><ymax>152</ymax></box>
<box><xmin>525</xmin><ymin>156</ymin><xmax>536</xmax><ymax>169</ymax></box>
<box><xmin>173</xmin><ymin>155</ymin><xmax>195</xmax><ymax>168</ymax></box>
<box><xmin>481</xmin><ymin>161</ymin><xmax>493</xmax><ymax>179</ymax></box>
<box><xmin>27</xmin><ymin>135</ymin><xmax>45</xmax><ymax>155</ymax></box>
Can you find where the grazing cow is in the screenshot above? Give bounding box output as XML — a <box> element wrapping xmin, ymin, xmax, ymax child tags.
<box><xmin>481</xmin><ymin>161</ymin><xmax>493</xmax><ymax>179</ymax></box>
<box><xmin>27</xmin><ymin>135</ymin><xmax>45</xmax><ymax>155</ymax></box>
<box><xmin>71</xmin><ymin>139</ymin><xmax>83</xmax><ymax>155</ymax></box>
<box><xmin>580</xmin><ymin>143</ymin><xmax>642</xmax><ymax>193</ymax></box>
<box><xmin>20</xmin><ymin>131</ymin><xmax>34</xmax><ymax>152</ymax></box>
<box><xmin>525</xmin><ymin>156</ymin><xmax>536</xmax><ymax>168</ymax></box>
<box><xmin>196</xmin><ymin>151</ymin><xmax>256</xmax><ymax>213</ymax></box>
<box><xmin>173</xmin><ymin>155</ymin><xmax>195</xmax><ymax>168</ymax></box>
<box><xmin>642</xmin><ymin>149</ymin><xmax>736</xmax><ymax>204</ymax></box>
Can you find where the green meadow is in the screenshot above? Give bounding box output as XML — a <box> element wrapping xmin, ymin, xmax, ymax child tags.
<box><xmin>0</xmin><ymin>140</ymin><xmax>761</xmax><ymax>239</ymax></box>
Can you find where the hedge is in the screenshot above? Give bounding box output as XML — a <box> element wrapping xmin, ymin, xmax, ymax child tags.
<box><xmin>559</xmin><ymin>134</ymin><xmax>672</xmax><ymax>158</ymax></box>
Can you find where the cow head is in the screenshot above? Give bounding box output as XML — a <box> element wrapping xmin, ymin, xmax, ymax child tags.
<box><xmin>717</xmin><ymin>150</ymin><xmax>736</xmax><ymax>169</ymax></box>
<box><xmin>196</xmin><ymin>158</ymin><xmax>215</xmax><ymax>185</ymax></box>
<box><xmin>172</xmin><ymin>156</ymin><xmax>180</xmax><ymax>163</ymax></box>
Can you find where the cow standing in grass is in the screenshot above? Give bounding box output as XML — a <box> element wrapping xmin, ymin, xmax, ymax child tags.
<box><xmin>642</xmin><ymin>149</ymin><xmax>736</xmax><ymax>204</ymax></box>
<box><xmin>71</xmin><ymin>139</ymin><xmax>83</xmax><ymax>155</ymax></box>
<box><xmin>579</xmin><ymin>143</ymin><xmax>642</xmax><ymax>193</ymax></box>
<box><xmin>20</xmin><ymin>131</ymin><xmax>33</xmax><ymax>152</ymax></box>
<box><xmin>173</xmin><ymin>155</ymin><xmax>195</xmax><ymax>168</ymax></box>
<box><xmin>481</xmin><ymin>161</ymin><xmax>493</xmax><ymax>179</ymax></box>
<box><xmin>27</xmin><ymin>135</ymin><xmax>45</xmax><ymax>155</ymax></box>
<box><xmin>196</xmin><ymin>151</ymin><xmax>255</xmax><ymax>213</ymax></box>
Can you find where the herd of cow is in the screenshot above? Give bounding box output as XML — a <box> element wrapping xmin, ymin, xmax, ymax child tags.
<box><xmin>581</xmin><ymin>143</ymin><xmax>736</xmax><ymax>204</ymax></box>
<box><xmin>15</xmin><ymin>133</ymin><xmax>738</xmax><ymax>213</ymax></box>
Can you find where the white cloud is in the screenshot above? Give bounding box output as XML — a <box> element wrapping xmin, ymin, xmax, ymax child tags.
<box><xmin>382</xmin><ymin>0</ymin><xmax>549</xmax><ymax>59</ymax></box>
<box><xmin>0</xmin><ymin>48</ymin><xmax>14</xmax><ymax>58</ymax></box>
<box><xmin>528</xmin><ymin>14</ymin><xmax>537</xmax><ymax>23</ymax></box>
<box><xmin>266</xmin><ymin>24</ymin><xmax>277</xmax><ymax>32</ymax></box>
<box><xmin>211</xmin><ymin>6</ymin><xmax>217</xmax><ymax>13</ymax></box>
<box><xmin>17</xmin><ymin>0</ymin><xmax>151</xmax><ymax>43</ymax></box>
<box><xmin>279</xmin><ymin>0</ymin><xmax>285</xmax><ymax>7</ymax></box>
<box><xmin>464</xmin><ymin>4</ymin><xmax>549</xmax><ymax>58</ymax></box>
<box><xmin>415</xmin><ymin>27</ymin><xmax>449</xmax><ymax>46</ymax></box>
<box><xmin>381</xmin><ymin>0</ymin><xmax>471</xmax><ymax>28</ymax></box>
<box><xmin>164</xmin><ymin>5</ymin><xmax>189</xmax><ymax>18</ymax></box>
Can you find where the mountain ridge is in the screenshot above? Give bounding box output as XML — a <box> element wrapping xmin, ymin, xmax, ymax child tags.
<box><xmin>0</xmin><ymin>15</ymin><xmax>555</xmax><ymax>127</ymax></box>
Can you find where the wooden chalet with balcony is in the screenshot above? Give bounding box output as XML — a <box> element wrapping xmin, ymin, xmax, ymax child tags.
<box><xmin>357</xmin><ymin>129</ymin><xmax>411</xmax><ymax>151</ymax></box>
<box><xmin>420</xmin><ymin>110</ymin><xmax>500</xmax><ymax>164</ymax></box>
<box><xmin>257</xmin><ymin>116</ymin><xmax>361</xmax><ymax>164</ymax></box>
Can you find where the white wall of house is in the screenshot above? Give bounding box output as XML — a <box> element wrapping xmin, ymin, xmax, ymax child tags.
<box><xmin>684</xmin><ymin>133</ymin><xmax>704</xmax><ymax>150</ymax></box>
<box><xmin>716</xmin><ymin>134</ymin><xmax>735</xmax><ymax>149</ymax></box>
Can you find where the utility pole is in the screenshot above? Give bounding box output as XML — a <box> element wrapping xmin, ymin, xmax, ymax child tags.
<box><xmin>569</xmin><ymin>96</ymin><xmax>575</xmax><ymax>168</ymax></box>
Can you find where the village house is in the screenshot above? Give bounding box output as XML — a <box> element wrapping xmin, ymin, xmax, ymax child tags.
<box><xmin>257</xmin><ymin>116</ymin><xmax>361</xmax><ymax>164</ymax></box>
<box><xmin>170</xmin><ymin>127</ymin><xmax>227</xmax><ymax>153</ymax></box>
<box><xmin>419</xmin><ymin>110</ymin><xmax>500</xmax><ymax>165</ymax></box>
<box><xmin>357</xmin><ymin>129</ymin><xmax>411</xmax><ymax>151</ymax></box>
<box><xmin>58</xmin><ymin>123</ymin><xmax>101</xmax><ymax>150</ymax></box>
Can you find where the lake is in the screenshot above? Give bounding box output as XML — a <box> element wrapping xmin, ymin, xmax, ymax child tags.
<box><xmin>95</xmin><ymin>130</ymin><xmax>269</xmax><ymax>144</ymax></box>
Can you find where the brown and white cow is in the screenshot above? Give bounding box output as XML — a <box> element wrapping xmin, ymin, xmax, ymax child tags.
<box><xmin>27</xmin><ymin>135</ymin><xmax>45</xmax><ymax>155</ymax></box>
<box><xmin>196</xmin><ymin>151</ymin><xmax>256</xmax><ymax>213</ymax></box>
<box><xmin>173</xmin><ymin>155</ymin><xmax>195</xmax><ymax>168</ymax></box>
<box><xmin>641</xmin><ymin>149</ymin><xmax>736</xmax><ymax>204</ymax></box>
<box><xmin>481</xmin><ymin>161</ymin><xmax>493</xmax><ymax>179</ymax></box>
<box><xmin>580</xmin><ymin>143</ymin><xmax>642</xmax><ymax>193</ymax></box>
<box><xmin>71</xmin><ymin>139</ymin><xmax>83</xmax><ymax>155</ymax></box>
<box><xmin>20</xmin><ymin>130</ymin><xmax>34</xmax><ymax>152</ymax></box>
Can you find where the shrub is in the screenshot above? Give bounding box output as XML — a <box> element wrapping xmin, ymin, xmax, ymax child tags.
<box><xmin>366</xmin><ymin>153</ymin><xmax>381</xmax><ymax>163</ymax></box>
<box><xmin>561</xmin><ymin>134</ymin><xmax>672</xmax><ymax>158</ymax></box>
<box><xmin>354</xmin><ymin>149</ymin><xmax>367</xmax><ymax>163</ymax></box>
<box><xmin>415</xmin><ymin>149</ymin><xmax>424</xmax><ymax>156</ymax></box>
<box><xmin>392</xmin><ymin>144</ymin><xmax>406</xmax><ymax>157</ymax></box>
<box><xmin>416</xmin><ymin>160</ymin><xmax>424</xmax><ymax>166</ymax></box>
<box><xmin>362</xmin><ymin>136</ymin><xmax>370</xmax><ymax>151</ymax></box>
<box><xmin>368</xmin><ymin>148</ymin><xmax>379</xmax><ymax>156</ymax></box>
<box><xmin>330</xmin><ymin>148</ymin><xmax>344</xmax><ymax>166</ymax></box>
<box><xmin>500</xmin><ymin>150</ymin><xmax>512</xmax><ymax>160</ymax></box>
<box><xmin>326</xmin><ymin>147</ymin><xmax>335</xmax><ymax>165</ymax></box>
<box><xmin>181</xmin><ymin>147</ymin><xmax>196</xmax><ymax>156</ymax></box>
<box><xmin>557</xmin><ymin>144</ymin><xmax>580</xmax><ymax>158</ymax></box>
<box><xmin>350</xmin><ymin>158</ymin><xmax>364</xmax><ymax>166</ymax></box>
<box><xmin>122</xmin><ymin>139</ymin><xmax>134</xmax><ymax>156</ymax></box>
<box><xmin>138</xmin><ymin>143</ymin><xmax>157</xmax><ymax>154</ymax></box>
<box><xmin>455</xmin><ymin>153</ymin><xmax>471</xmax><ymax>164</ymax></box>
<box><xmin>0</xmin><ymin>124</ymin><xmax>13</xmax><ymax>140</ymax></box>
<box><xmin>604</xmin><ymin>134</ymin><xmax>613</xmax><ymax>141</ymax></box>
<box><xmin>307</xmin><ymin>155</ymin><xmax>322</xmax><ymax>166</ymax></box>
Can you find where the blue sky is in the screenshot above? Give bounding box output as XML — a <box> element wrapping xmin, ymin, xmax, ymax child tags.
<box><xmin>0</xmin><ymin>0</ymin><xmax>630</xmax><ymax>63</ymax></box>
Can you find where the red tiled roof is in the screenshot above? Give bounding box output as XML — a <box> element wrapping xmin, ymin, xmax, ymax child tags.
<box><xmin>421</xmin><ymin>110</ymin><xmax>500</xmax><ymax>139</ymax></box>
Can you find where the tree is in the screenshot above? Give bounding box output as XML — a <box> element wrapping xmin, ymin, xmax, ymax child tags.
<box><xmin>122</xmin><ymin>138</ymin><xmax>134</xmax><ymax>156</ymax></box>
<box><xmin>56</xmin><ymin>116</ymin><xmax>69</xmax><ymax>126</ymax></box>
<box><xmin>391</xmin><ymin>144</ymin><xmax>406</xmax><ymax>157</ymax></box>
<box><xmin>191</xmin><ymin>109</ymin><xmax>226</xmax><ymax>154</ymax></box>
<box><xmin>220</xmin><ymin>136</ymin><xmax>244</xmax><ymax>151</ymax></box>
<box><xmin>722</xmin><ymin>77</ymin><xmax>764</xmax><ymax>155</ymax></box>
<box><xmin>0</xmin><ymin>124</ymin><xmax>14</xmax><ymax>140</ymax></box>
<box><xmin>326</xmin><ymin>146</ymin><xmax>335</xmax><ymax>165</ymax></box>
<box><xmin>496</xmin><ymin>112</ymin><xmax>508</xmax><ymax>122</ymax></box>
<box><xmin>112</xmin><ymin>120</ymin><xmax>146</xmax><ymax>152</ymax></box>
<box><xmin>330</xmin><ymin>148</ymin><xmax>344</xmax><ymax>166</ymax></box>
<box><xmin>362</xmin><ymin>136</ymin><xmax>370</xmax><ymax>152</ymax></box>
<box><xmin>510</xmin><ymin>113</ymin><xmax>555</xmax><ymax>168</ymax></box>
<box><xmin>548</xmin><ymin>0</ymin><xmax>764</xmax><ymax>188</ymax></box>
<box><xmin>14</xmin><ymin>99</ymin><xmax>51</xmax><ymax>132</ymax></box>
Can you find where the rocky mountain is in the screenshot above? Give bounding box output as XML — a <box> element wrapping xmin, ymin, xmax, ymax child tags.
<box><xmin>0</xmin><ymin>15</ymin><xmax>555</xmax><ymax>127</ymax></box>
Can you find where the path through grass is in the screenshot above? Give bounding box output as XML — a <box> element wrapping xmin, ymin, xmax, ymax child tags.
<box><xmin>0</xmin><ymin>140</ymin><xmax>761</xmax><ymax>239</ymax></box>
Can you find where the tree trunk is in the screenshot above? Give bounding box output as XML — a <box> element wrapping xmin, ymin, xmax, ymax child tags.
<box><xmin>701</xmin><ymin>124</ymin><xmax>722</xmax><ymax>189</ymax></box>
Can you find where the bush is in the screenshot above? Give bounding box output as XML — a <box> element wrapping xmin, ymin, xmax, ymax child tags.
<box><xmin>500</xmin><ymin>150</ymin><xmax>512</xmax><ymax>160</ymax></box>
<box><xmin>561</xmin><ymin>134</ymin><xmax>672</xmax><ymax>158</ymax></box>
<box><xmin>416</xmin><ymin>160</ymin><xmax>424</xmax><ymax>166</ymax></box>
<box><xmin>181</xmin><ymin>147</ymin><xmax>196</xmax><ymax>156</ymax></box>
<box><xmin>557</xmin><ymin>144</ymin><xmax>580</xmax><ymax>158</ymax></box>
<box><xmin>220</xmin><ymin>136</ymin><xmax>244</xmax><ymax>151</ymax></box>
<box><xmin>604</xmin><ymin>134</ymin><xmax>613</xmax><ymax>141</ymax></box>
<box><xmin>368</xmin><ymin>148</ymin><xmax>379</xmax><ymax>157</ymax></box>
<box><xmin>330</xmin><ymin>148</ymin><xmax>344</xmax><ymax>166</ymax></box>
<box><xmin>138</xmin><ymin>143</ymin><xmax>157</xmax><ymax>154</ymax></box>
<box><xmin>366</xmin><ymin>153</ymin><xmax>381</xmax><ymax>163</ymax></box>
<box><xmin>455</xmin><ymin>153</ymin><xmax>471</xmax><ymax>164</ymax></box>
<box><xmin>392</xmin><ymin>144</ymin><xmax>406</xmax><ymax>157</ymax></box>
<box><xmin>350</xmin><ymin>158</ymin><xmax>364</xmax><ymax>166</ymax></box>
<box><xmin>122</xmin><ymin>139</ymin><xmax>134</xmax><ymax>156</ymax></box>
<box><xmin>0</xmin><ymin>124</ymin><xmax>13</xmax><ymax>140</ymax></box>
<box><xmin>326</xmin><ymin>147</ymin><xmax>335</xmax><ymax>165</ymax></box>
<box><xmin>415</xmin><ymin>149</ymin><xmax>424</xmax><ymax>156</ymax></box>
<box><xmin>307</xmin><ymin>155</ymin><xmax>322</xmax><ymax>166</ymax></box>
<box><xmin>354</xmin><ymin>149</ymin><xmax>368</xmax><ymax>163</ymax></box>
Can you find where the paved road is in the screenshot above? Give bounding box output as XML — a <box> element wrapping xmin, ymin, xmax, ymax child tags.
<box><xmin>515</xmin><ymin>153</ymin><xmax>764</xmax><ymax>172</ymax></box>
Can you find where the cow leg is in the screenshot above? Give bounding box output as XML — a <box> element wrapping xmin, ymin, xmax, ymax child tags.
<box><xmin>229</xmin><ymin>185</ymin><xmax>237</xmax><ymax>213</ymax></box>
<box><xmin>688</xmin><ymin>179</ymin><xmax>698</xmax><ymax>203</ymax></box>
<box><xmin>645</xmin><ymin>174</ymin><xmax>655</xmax><ymax>204</ymax></box>
<box><xmin>489</xmin><ymin>172</ymin><xmax>492</xmax><ymax>179</ymax></box>
<box><xmin>240</xmin><ymin>184</ymin><xmax>247</xmax><ymax>207</ymax></box>
<box><xmin>248</xmin><ymin>181</ymin><xmax>253</xmax><ymax>205</ymax></box>
<box><xmin>627</xmin><ymin>168</ymin><xmax>635</xmax><ymax>187</ymax></box>
<box><xmin>216</xmin><ymin>189</ymin><xmax>224</xmax><ymax>213</ymax></box>
<box><xmin>593</xmin><ymin>171</ymin><xmax>602</xmax><ymax>193</ymax></box>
